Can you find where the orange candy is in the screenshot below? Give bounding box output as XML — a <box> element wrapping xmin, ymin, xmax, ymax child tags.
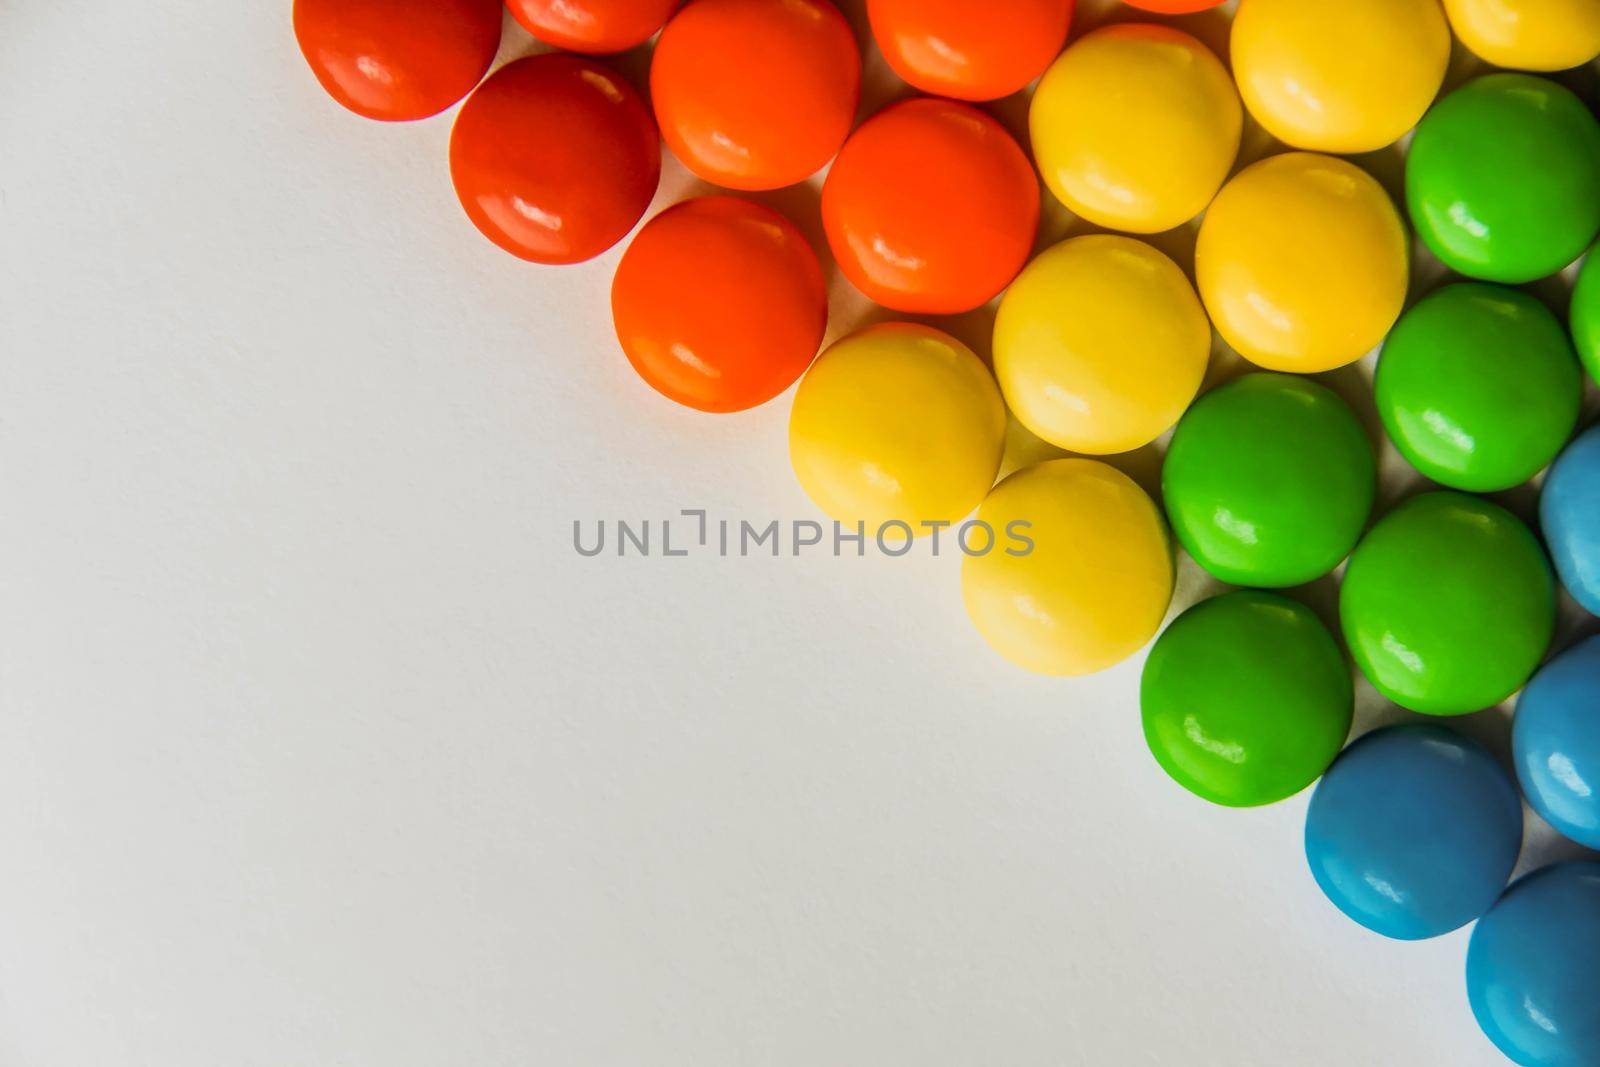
<box><xmin>822</xmin><ymin>98</ymin><xmax>1040</xmax><ymax>314</ymax></box>
<box><xmin>651</xmin><ymin>0</ymin><xmax>861</xmax><ymax>191</ymax></box>
<box><xmin>449</xmin><ymin>55</ymin><xmax>661</xmax><ymax>265</ymax></box>
<box><xmin>507</xmin><ymin>0</ymin><xmax>680</xmax><ymax>54</ymax></box>
<box><xmin>612</xmin><ymin>197</ymin><xmax>828</xmax><ymax>413</ymax></box>
<box><xmin>293</xmin><ymin>0</ymin><xmax>502</xmax><ymax>121</ymax></box>
<box><xmin>867</xmin><ymin>0</ymin><xmax>1074</xmax><ymax>101</ymax></box>
<box><xmin>1122</xmin><ymin>0</ymin><xmax>1226</xmax><ymax>11</ymax></box>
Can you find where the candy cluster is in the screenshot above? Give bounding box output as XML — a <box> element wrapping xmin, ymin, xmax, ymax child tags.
<box><xmin>293</xmin><ymin>0</ymin><xmax>1600</xmax><ymax>1061</ymax></box>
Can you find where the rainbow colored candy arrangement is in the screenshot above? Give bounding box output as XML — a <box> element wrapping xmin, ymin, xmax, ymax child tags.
<box><xmin>293</xmin><ymin>1</ymin><xmax>1600</xmax><ymax>1061</ymax></box>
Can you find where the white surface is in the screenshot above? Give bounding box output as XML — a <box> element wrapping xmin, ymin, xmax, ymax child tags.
<box><xmin>0</xmin><ymin>1</ymin><xmax>1575</xmax><ymax>1064</ymax></box>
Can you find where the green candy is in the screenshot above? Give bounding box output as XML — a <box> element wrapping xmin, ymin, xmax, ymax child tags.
<box><xmin>1376</xmin><ymin>283</ymin><xmax>1582</xmax><ymax>492</ymax></box>
<box><xmin>1572</xmin><ymin>249</ymin><xmax>1600</xmax><ymax>387</ymax></box>
<box><xmin>1406</xmin><ymin>73</ymin><xmax>1600</xmax><ymax>284</ymax></box>
<box><xmin>1141</xmin><ymin>590</ymin><xmax>1352</xmax><ymax>808</ymax></box>
<box><xmin>1340</xmin><ymin>492</ymin><xmax>1554</xmax><ymax>716</ymax></box>
<box><xmin>1161</xmin><ymin>373</ymin><xmax>1375</xmax><ymax>588</ymax></box>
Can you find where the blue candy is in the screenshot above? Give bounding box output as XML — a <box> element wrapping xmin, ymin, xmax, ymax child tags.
<box><xmin>1467</xmin><ymin>863</ymin><xmax>1600</xmax><ymax>1067</ymax></box>
<box><xmin>1515</xmin><ymin>636</ymin><xmax>1600</xmax><ymax>849</ymax></box>
<box><xmin>1542</xmin><ymin>424</ymin><xmax>1600</xmax><ymax>616</ymax></box>
<box><xmin>1304</xmin><ymin>724</ymin><xmax>1522</xmax><ymax>940</ymax></box>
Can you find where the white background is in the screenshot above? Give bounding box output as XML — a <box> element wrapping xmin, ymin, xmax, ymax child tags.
<box><xmin>2</xmin><ymin>0</ymin><xmax>1596</xmax><ymax>1064</ymax></box>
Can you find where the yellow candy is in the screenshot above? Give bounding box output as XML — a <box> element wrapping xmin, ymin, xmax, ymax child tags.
<box><xmin>789</xmin><ymin>323</ymin><xmax>1005</xmax><ymax>532</ymax></box>
<box><xmin>1443</xmin><ymin>0</ymin><xmax>1600</xmax><ymax>71</ymax></box>
<box><xmin>962</xmin><ymin>460</ymin><xmax>1173</xmax><ymax>677</ymax></box>
<box><xmin>993</xmin><ymin>235</ymin><xmax>1209</xmax><ymax>455</ymax></box>
<box><xmin>1232</xmin><ymin>0</ymin><xmax>1451</xmax><ymax>154</ymax></box>
<box><xmin>1196</xmin><ymin>152</ymin><xmax>1408</xmax><ymax>374</ymax></box>
<box><xmin>1030</xmin><ymin>24</ymin><xmax>1241</xmax><ymax>235</ymax></box>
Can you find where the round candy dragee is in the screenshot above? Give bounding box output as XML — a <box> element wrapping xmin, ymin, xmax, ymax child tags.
<box><xmin>993</xmin><ymin>235</ymin><xmax>1209</xmax><ymax>456</ymax></box>
<box><xmin>612</xmin><ymin>197</ymin><xmax>828</xmax><ymax>413</ymax></box>
<box><xmin>1030</xmin><ymin>24</ymin><xmax>1240</xmax><ymax>235</ymax></box>
<box><xmin>964</xmin><ymin>460</ymin><xmax>1173</xmax><ymax>678</ymax></box>
<box><xmin>1340</xmin><ymin>492</ymin><xmax>1554</xmax><ymax>715</ymax></box>
<box><xmin>822</xmin><ymin>98</ymin><xmax>1040</xmax><ymax>315</ymax></box>
<box><xmin>296</xmin><ymin>6</ymin><xmax>1600</xmax><ymax>1057</ymax></box>
<box><xmin>507</xmin><ymin>0</ymin><xmax>679</xmax><ymax>54</ymax></box>
<box><xmin>1443</xmin><ymin>0</ymin><xmax>1600</xmax><ymax>72</ymax></box>
<box><xmin>1197</xmin><ymin>152</ymin><xmax>1408</xmax><ymax>374</ymax></box>
<box><xmin>449</xmin><ymin>55</ymin><xmax>661</xmax><ymax>264</ymax></box>
<box><xmin>789</xmin><ymin>324</ymin><xmax>1006</xmax><ymax>533</ymax></box>
<box><xmin>1142</xmin><ymin>590</ymin><xmax>1352</xmax><ymax>807</ymax></box>
<box><xmin>293</xmin><ymin>0</ymin><xmax>502</xmax><ymax>121</ymax></box>
<box><xmin>1407</xmin><ymin>73</ymin><xmax>1600</xmax><ymax>284</ymax></box>
<box><xmin>1162</xmin><ymin>373</ymin><xmax>1375</xmax><ymax>588</ymax></box>
<box><xmin>1376</xmin><ymin>283</ymin><xmax>1582</xmax><ymax>493</ymax></box>
<box><xmin>1515</xmin><ymin>636</ymin><xmax>1600</xmax><ymax>851</ymax></box>
<box><xmin>1571</xmin><ymin>250</ymin><xmax>1600</xmax><ymax>386</ymax></box>
<box><xmin>1305</xmin><ymin>724</ymin><xmax>1522</xmax><ymax>940</ymax></box>
<box><xmin>1467</xmin><ymin>864</ymin><xmax>1600</xmax><ymax>1067</ymax></box>
<box><xmin>867</xmin><ymin>0</ymin><xmax>1074</xmax><ymax>102</ymax></box>
<box><xmin>1541</xmin><ymin>425</ymin><xmax>1600</xmax><ymax>617</ymax></box>
<box><xmin>1231</xmin><ymin>0</ymin><xmax>1450</xmax><ymax>154</ymax></box>
<box><xmin>651</xmin><ymin>0</ymin><xmax>861</xmax><ymax>190</ymax></box>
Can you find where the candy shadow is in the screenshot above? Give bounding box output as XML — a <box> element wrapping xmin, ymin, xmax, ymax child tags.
<box><xmin>1514</xmin><ymin>815</ymin><xmax>1600</xmax><ymax>880</ymax></box>
<box><xmin>1525</xmin><ymin>268</ymin><xmax>1579</xmax><ymax>321</ymax></box>
<box><xmin>1439</xmin><ymin>37</ymin><xmax>1600</xmax><ymax>108</ymax></box>
<box><xmin>1440</xmin><ymin>34</ymin><xmax>1491</xmax><ymax>96</ymax></box>
<box><xmin>826</xmin><ymin>295</ymin><xmax>999</xmax><ymax>365</ymax></box>
<box><xmin>1073</xmin><ymin>4</ymin><xmax>1233</xmax><ymax>64</ymax></box>
<box><xmin>1165</xmin><ymin>554</ymin><xmax>1230</xmax><ymax>624</ymax></box>
<box><xmin>1551</xmin><ymin>599</ymin><xmax>1600</xmax><ymax>668</ymax></box>
<box><xmin>1047</xmin><ymin>212</ymin><xmax>1201</xmax><ymax>283</ymax></box>
<box><xmin>994</xmin><ymin>415</ymin><xmax>1164</xmax><ymax>502</ymax></box>
<box><xmin>1314</xmin><ymin>363</ymin><xmax>1388</xmax><ymax>470</ymax></box>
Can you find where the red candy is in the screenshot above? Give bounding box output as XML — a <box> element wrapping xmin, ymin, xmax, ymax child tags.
<box><xmin>822</xmin><ymin>98</ymin><xmax>1040</xmax><ymax>314</ymax></box>
<box><xmin>868</xmin><ymin>0</ymin><xmax>1074</xmax><ymax>101</ymax></box>
<box><xmin>612</xmin><ymin>197</ymin><xmax>828</xmax><ymax>413</ymax></box>
<box><xmin>449</xmin><ymin>55</ymin><xmax>661</xmax><ymax>264</ymax></box>
<box><xmin>506</xmin><ymin>0</ymin><xmax>680</xmax><ymax>54</ymax></box>
<box><xmin>651</xmin><ymin>0</ymin><xmax>861</xmax><ymax>190</ymax></box>
<box><xmin>293</xmin><ymin>0</ymin><xmax>503</xmax><ymax>121</ymax></box>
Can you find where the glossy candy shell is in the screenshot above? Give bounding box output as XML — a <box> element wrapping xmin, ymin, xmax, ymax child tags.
<box><xmin>822</xmin><ymin>98</ymin><xmax>1040</xmax><ymax>315</ymax></box>
<box><xmin>1515</xmin><ymin>637</ymin><xmax>1600</xmax><ymax>850</ymax></box>
<box><xmin>1030</xmin><ymin>24</ymin><xmax>1241</xmax><ymax>234</ymax></box>
<box><xmin>1196</xmin><ymin>152</ymin><xmax>1408</xmax><ymax>373</ymax></box>
<box><xmin>1467</xmin><ymin>863</ymin><xmax>1600</xmax><ymax>1067</ymax></box>
<box><xmin>993</xmin><ymin>235</ymin><xmax>1210</xmax><ymax>455</ymax></box>
<box><xmin>1162</xmin><ymin>373</ymin><xmax>1375</xmax><ymax>588</ymax></box>
<box><xmin>1376</xmin><ymin>283</ymin><xmax>1582</xmax><ymax>492</ymax></box>
<box><xmin>651</xmin><ymin>0</ymin><xmax>861</xmax><ymax>190</ymax></box>
<box><xmin>612</xmin><ymin>197</ymin><xmax>828</xmax><ymax>413</ymax></box>
<box><xmin>293</xmin><ymin>0</ymin><xmax>502</xmax><ymax>121</ymax></box>
<box><xmin>1407</xmin><ymin>74</ymin><xmax>1600</xmax><ymax>284</ymax></box>
<box><xmin>449</xmin><ymin>55</ymin><xmax>661</xmax><ymax>265</ymax></box>
<box><xmin>1231</xmin><ymin>0</ymin><xmax>1450</xmax><ymax>154</ymax></box>
<box><xmin>1571</xmin><ymin>250</ymin><xmax>1600</xmax><ymax>386</ymax></box>
<box><xmin>867</xmin><ymin>0</ymin><xmax>1074</xmax><ymax>102</ymax></box>
<box><xmin>1340</xmin><ymin>492</ymin><xmax>1554</xmax><ymax>715</ymax></box>
<box><xmin>507</xmin><ymin>0</ymin><xmax>679</xmax><ymax>54</ymax></box>
<box><xmin>1443</xmin><ymin>0</ymin><xmax>1600</xmax><ymax>72</ymax></box>
<box><xmin>789</xmin><ymin>324</ymin><xmax>1006</xmax><ymax>531</ymax></box>
<box><xmin>1305</xmin><ymin>724</ymin><xmax>1521</xmax><ymax>940</ymax></box>
<box><xmin>1142</xmin><ymin>590</ymin><xmax>1352</xmax><ymax>807</ymax></box>
<box><xmin>963</xmin><ymin>460</ymin><xmax>1173</xmax><ymax>677</ymax></box>
<box><xmin>1541</xmin><ymin>425</ymin><xmax>1600</xmax><ymax>617</ymax></box>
